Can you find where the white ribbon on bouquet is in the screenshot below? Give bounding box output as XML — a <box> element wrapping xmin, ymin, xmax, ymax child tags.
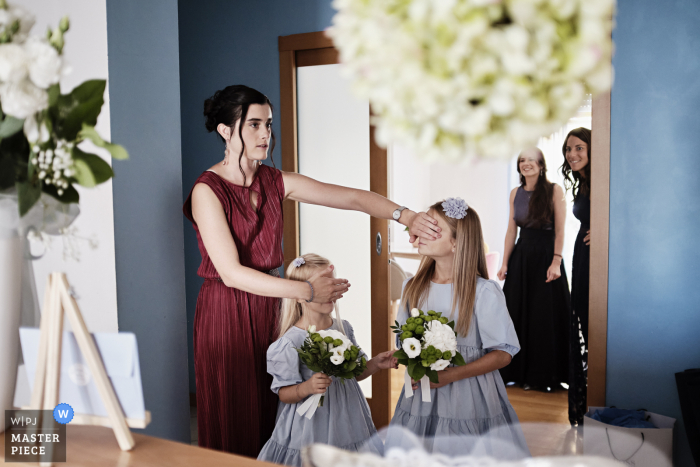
<box><xmin>403</xmin><ymin>368</ymin><xmax>431</xmax><ymax>402</ymax></box>
<box><xmin>296</xmin><ymin>392</ymin><xmax>325</xmax><ymax>419</ymax></box>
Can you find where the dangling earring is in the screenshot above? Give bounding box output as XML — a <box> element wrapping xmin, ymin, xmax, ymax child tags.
<box><xmin>540</xmin><ymin>169</ymin><xmax>543</xmax><ymax>176</ymax></box>
<box><xmin>223</xmin><ymin>147</ymin><xmax>229</xmax><ymax>166</ymax></box>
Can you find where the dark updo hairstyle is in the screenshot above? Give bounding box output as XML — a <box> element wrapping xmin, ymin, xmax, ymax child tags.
<box><xmin>517</xmin><ymin>147</ymin><xmax>554</xmax><ymax>228</ymax></box>
<box><xmin>203</xmin><ymin>85</ymin><xmax>276</xmax><ymax>186</ymax></box>
<box><xmin>560</xmin><ymin>127</ymin><xmax>591</xmax><ymax>199</ymax></box>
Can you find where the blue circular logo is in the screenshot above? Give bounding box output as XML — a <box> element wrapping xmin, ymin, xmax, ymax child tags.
<box><xmin>53</xmin><ymin>403</ymin><xmax>74</xmax><ymax>424</ymax></box>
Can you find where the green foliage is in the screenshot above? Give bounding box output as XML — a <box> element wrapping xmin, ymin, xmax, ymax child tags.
<box><xmin>78</xmin><ymin>124</ymin><xmax>128</xmax><ymax>160</ymax></box>
<box><xmin>71</xmin><ymin>146</ymin><xmax>114</xmax><ymax>187</ymax></box>
<box><xmin>51</xmin><ymin>80</ymin><xmax>105</xmax><ymax>141</ymax></box>
<box><xmin>0</xmin><ymin>115</ymin><xmax>23</xmax><ymax>138</ymax></box>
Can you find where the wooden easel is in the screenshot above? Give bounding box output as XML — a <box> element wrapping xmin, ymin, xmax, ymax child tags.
<box><xmin>27</xmin><ymin>272</ymin><xmax>150</xmax><ymax>452</ymax></box>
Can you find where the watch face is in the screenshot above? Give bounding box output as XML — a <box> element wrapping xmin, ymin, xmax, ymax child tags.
<box><xmin>393</xmin><ymin>210</ymin><xmax>400</xmax><ymax>220</ymax></box>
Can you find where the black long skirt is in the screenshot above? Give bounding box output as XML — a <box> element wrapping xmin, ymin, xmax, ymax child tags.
<box><xmin>568</xmin><ymin>223</ymin><xmax>590</xmax><ymax>425</ymax></box>
<box><xmin>500</xmin><ymin>228</ymin><xmax>570</xmax><ymax>388</ymax></box>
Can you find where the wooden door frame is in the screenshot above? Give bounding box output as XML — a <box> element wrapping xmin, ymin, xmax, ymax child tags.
<box><xmin>588</xmin><ymin>91</ymin><xmax>610</xmax><ymax>408</ymax></box>
<box><xmin>278</xmin><ymin>31</ymin><xmax>393</xmax><ymax>427</ymax></box>
<box><xmin>278</xmin><ymin>30</ymin><xmax>611</xmax><ymax>418</ymax></box>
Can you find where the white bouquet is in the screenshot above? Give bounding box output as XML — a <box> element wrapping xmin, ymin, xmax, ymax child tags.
<box><xmin>392</xmin><ymin>308</ymin><xmax>466</xmax><ymax>402</ymax></box>
<box><xmin>329</xmin><ymin>0</ymin><xmax>615</xmax><ymax>161</ymax></box>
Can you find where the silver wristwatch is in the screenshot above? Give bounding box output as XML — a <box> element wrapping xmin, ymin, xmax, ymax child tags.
<box><xmin>392</xmin><ymin>206</ymin><xmax>407</xmax><ymax>221</ymax></box>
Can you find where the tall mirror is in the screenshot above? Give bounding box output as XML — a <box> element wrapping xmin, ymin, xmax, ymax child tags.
<box><xmin>280</xmin><ymin>32</ymin><xmax>611</xmax><ymax>451</ymax></box>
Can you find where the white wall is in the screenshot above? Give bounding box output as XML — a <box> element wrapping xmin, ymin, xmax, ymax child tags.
<box><xmin>297</xmin><ymin>64</ymin><xmax>373</xmax><ymax>396</ymax></box>
<box><xmin>21</xmin><ymin>0</ymin><xmax>117</xmax><ymax>333</ymax></box>
<box><xmin>389</xmin><ymin>145</ymin><xmax>510</xmax><ymax>276</ymax></box>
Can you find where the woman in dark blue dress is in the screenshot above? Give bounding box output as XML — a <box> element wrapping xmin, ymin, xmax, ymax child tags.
<box><xmin>561</xmin><ymin>127</ymin><xmax>592</xmax><ymax>426</ymax></box>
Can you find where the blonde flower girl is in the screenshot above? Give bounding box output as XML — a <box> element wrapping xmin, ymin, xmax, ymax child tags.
<box><xmin>258</xmin><ymin>253</ymin><xmax>397</xmax><ymax>466</ymax></box>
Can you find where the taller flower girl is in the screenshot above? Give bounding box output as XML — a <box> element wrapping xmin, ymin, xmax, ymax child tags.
<box><xmin>390</xmin><ymin>198</ymin><xmax>529</xmax><ymax>456</ymax></box>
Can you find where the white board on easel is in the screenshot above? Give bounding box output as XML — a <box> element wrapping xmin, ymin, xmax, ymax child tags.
<box><xmin>20</xmin><ymin>272</ymin><xmax>150</xmax><ymax>452</ymax></box>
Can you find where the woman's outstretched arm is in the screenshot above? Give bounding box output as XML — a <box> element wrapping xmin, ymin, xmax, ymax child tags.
<box><xmin>282</xmin><ymin>171</ymin><xmax>441</xmax><ymax>241</ymax></box>
<box><xmin>191</xmin><ymin>183</ymin><xmax>349</xmax><ymax>302</ymax></box>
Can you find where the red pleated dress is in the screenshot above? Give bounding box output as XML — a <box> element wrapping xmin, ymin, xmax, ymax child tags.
<box><xmin>183</xmin><ymin>164</ymin><xmax>283</xmax><ymax>456</ymax></box>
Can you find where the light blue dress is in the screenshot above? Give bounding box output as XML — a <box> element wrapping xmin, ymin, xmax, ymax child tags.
<box><xmin>257</xmin><ymin>319</ymin><xmax>382</xmax><ymax>466</ymax></box>
<box><xmin>390</xmin><ymin>278</ymin><xmax>530</xmax><ymax>455</ymax></box>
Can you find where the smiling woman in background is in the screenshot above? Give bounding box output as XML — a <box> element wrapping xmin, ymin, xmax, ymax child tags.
<box><xmin>561</xmin><ymin>127</ymin><xmax>592</xmax><ymax>426</ymax></box>
<box><xmin>498</xmin><ymin>148</ymin><xmax>570</xmax><ymax>393</ymax></box>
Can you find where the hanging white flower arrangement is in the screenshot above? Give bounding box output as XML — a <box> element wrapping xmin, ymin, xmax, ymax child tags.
<box><xmin>328</xmin><ymin>0</ymin><xmax>615</xmax><ymax>161</ymax></box>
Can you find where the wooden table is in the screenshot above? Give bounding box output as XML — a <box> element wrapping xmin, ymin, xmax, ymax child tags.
<box><xmin>1</xmin><ymin>425</ymin><xmax>277</xmax><ymax>466</ymax></box>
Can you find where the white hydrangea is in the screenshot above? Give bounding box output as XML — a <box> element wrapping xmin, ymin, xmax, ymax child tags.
<box><xmin>329</xmin><ymin>0</ymin><xmax>615</xmax><ymax>161</ymax></box>
<box><xmin>422</xmin><ymin>321</ymin><xmax>457</xmax><ymax>357</ymax></box>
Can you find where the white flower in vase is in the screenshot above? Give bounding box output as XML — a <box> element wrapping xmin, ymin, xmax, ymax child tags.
<box><xmin>24</xmin><ymin>37</ymin><xmax>63</xmax><ymax>89</ymax></box>
<box><xmin>0</xmin><ymin>79</ymin><xmax>47</xmax><ymax>118</ymax></box>
<box><xmin>0</xmin><ymin>43</ymin><xmax>28</xmax><ymax>83</ymax></box>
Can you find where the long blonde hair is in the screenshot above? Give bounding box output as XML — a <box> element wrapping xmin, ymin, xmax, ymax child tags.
<box><xmin>278</xmin><ymin>253</ymin><xmax>345</xmax><ymax>338</ymax></box>
<box><xmin>401</xmin><ymin>201</ymin><xmax>489</xmax><ymax>337</ymax></box>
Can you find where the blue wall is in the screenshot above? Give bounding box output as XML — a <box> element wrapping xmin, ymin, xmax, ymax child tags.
<box><xmin>177</xmin><ymin>0</ymin><xmax>336</xmax><ymax>393</ymax></box>
<box><xmin>107</xmin><ymin>0</ymin><xmax>191</xmax><ymax>442</ymax></box>
<box><xmin>607</xmin><ymin>1</ymin><xmax>700</xmax><ymax>465</ymax></box>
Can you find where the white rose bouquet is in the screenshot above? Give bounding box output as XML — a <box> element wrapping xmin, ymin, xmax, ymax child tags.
<box><xmin>392</xmin><ymin>308</ymin><xmax>466</xmax><ymax>401</ymax></box>
<box><xmin>329</xmin><ymin>0</ymin><xmax>615</xmax><ymax>161</ymax></box>
<box><xmin>0</xmin><ymin>1</ymin><xmax>127</xmax><ymax>219</ymax></box>
<box><xmin>295</xmin><ymin>325</ymin><xmax>367</xmax><ymax>418</ymax></box>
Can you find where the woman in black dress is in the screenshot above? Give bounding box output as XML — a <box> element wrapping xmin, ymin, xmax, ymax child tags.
<box><xmin>561</xmin><ymin>127</ymin><xmax>592</xmax><ymax>426</ymax></box>
<box><xmin>498</xmin><ymin>147</ymin><xmax>570</xmax><ymax>391</ymax></box>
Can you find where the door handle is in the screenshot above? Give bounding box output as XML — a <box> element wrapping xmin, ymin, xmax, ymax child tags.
<box><xmin>376</xmin><ymin>232</ymin><xmax>382</xmax><ymax>256</ymax></box>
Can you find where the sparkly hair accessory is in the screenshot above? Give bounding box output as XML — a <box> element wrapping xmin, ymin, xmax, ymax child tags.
<box><xmin>442</xmin><ymin>197</ymin><xmax>468</xmax><ymax>219</ymax></box>
<box><xmin>292</xmin><ymin>257</ymin><xmax>306</xmax><ymax>268</ymax></box>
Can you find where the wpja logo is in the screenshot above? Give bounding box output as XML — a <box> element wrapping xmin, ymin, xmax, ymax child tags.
<box><xmin>4</xmin><ymin>407</ymin><xmax>69</xmax><ymax>463</ymax></box>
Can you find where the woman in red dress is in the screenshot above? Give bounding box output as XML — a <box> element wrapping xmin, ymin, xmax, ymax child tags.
<box><xmin>183</xmin><ymin>85</ymin><xmax>438</xmax><ymax>456</ymax></box>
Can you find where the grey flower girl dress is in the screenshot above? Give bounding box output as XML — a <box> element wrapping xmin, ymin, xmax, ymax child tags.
<box><xmin>257</xmin><ymin>319</ymin><xmax>382</xmax><ymax>466</ymax></box>
<box><xmin>390</xmin><ymin>278</ymin><xmax>530</xmax><ymax>456</ymax></box>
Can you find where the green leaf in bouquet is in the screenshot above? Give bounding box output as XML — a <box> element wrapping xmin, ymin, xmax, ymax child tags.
<box><xmin>407</xmin><ymin>358</ymin><xmax>417</xmax><ymax>375</ymax></box>
<box><xmin>426</xmin><ymin>368</ymin><xmax>439</xmax><ymax>384</ymax></box>
<box><xmin>451</xmin><ymin>351</ymin><xmax>467</xmax><ymax>367</ymax></box>
<box><xmin>393</xmin><ymin>348</ymin><xmax>408</xmax><ymax>361</ymax></box>
<box><xmin>71</xmin><ymin>147</ymin><xmax>114</xmax><ymax>187</ymax></box>
<box><xmin>16</xmin><ymin>181</ymin><xmax>41</xmax><ymax>216</ymax></box>
<box><xmin>412</xmin><ymin>362</ymin><xmax>427</xmax><ymax>381</ymax></box>
<box><xmin>345</xmin><ymin>361</ymin><xmax>357</xmax><ymax>372</ymax></box>
<box><xmin>78</xmin><ymin>124</ymin><xmax>129</xmax><ymax>160</ymax></box>
<box><xmin>0</xmin><ymin>115</ymin><xmax>24</xmax><ymax>138</ymax></box>
<box><xmin>52</xmin><ymin>80</ymin><xmax>106</xmax><ymax>141</ymax></box>
<box><xmin>43</xmin><ymin>183</ymin><xmax>79</xmax><ymax>204</ymax></box>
